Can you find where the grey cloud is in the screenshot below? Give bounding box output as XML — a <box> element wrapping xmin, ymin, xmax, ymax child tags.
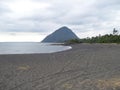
<box><xmin>0</xmin><ymin>0</ymin><xmax>120</xmax><ymax>38</ymax></box>
<box><xmin>0</xmin><ymin>5</ymin><xmax>11</xmax><ymax>14</ymax></box>
<box><xmin>95</xmin><ymin>0</ymin><xmax>120</xmax><ymax>7</ymax></box>
<box><xmin>48</xmin><ymin>0</ymin><xmax>120</xmax><ymax>31</ymax></box>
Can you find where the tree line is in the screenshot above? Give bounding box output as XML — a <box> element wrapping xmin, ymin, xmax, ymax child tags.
<box><xmin>66</xmin><ymin>28</ymin><xmax>120</xmax><ymax>44</ymax></box>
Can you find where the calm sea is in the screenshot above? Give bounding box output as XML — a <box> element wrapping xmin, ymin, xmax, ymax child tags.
<box><xmin>0</xmin><ymin>42</ymin><xmax>72</xmax><ymax>54</ymax></box>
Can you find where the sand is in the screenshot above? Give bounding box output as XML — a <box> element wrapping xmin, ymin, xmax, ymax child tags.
<box><xmin>0</xmin><ymin>43</ymin><xmax>120</xmax><ymax>90</ymax></box>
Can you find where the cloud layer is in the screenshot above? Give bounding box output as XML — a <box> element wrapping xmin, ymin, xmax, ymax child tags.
<box><xmin>0</xmin><ymin>0</ymin><xmax>120</xmax><ymax>38</ymax></box>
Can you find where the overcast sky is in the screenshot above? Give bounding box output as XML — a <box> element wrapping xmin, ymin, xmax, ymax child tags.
<box><xmin>0</xmin><ymin>0</ymin><xmax>120</xmax><ymax>42</ymax></box>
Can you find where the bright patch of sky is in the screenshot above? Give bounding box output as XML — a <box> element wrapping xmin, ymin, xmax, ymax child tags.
<box><xmin>0</xmin><ymin>32</ymin><xmax>46</xmax><ymax>42</ymax></box>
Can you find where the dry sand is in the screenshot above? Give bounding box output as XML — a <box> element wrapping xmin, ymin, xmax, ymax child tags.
<box><xmin>0</xmin><ymin>43</ymin><xmax>120</xmax><ymax>90</ymax></box>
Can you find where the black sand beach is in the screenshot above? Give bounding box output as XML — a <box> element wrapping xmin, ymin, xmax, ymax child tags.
<box><xmin>0</xmin><ymin>44</ymin><xmax>120</xmax><ymax>90</ymax></box>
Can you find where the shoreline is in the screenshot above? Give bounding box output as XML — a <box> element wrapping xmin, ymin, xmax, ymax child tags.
<box><xmin>0</xmin><ymin>43</ymin><xmax>120</xmax><ymax>56</ymax></box>
<box><xmin>0</xmin><ymin>42</ymin><xmax>72</xmax><ymax>55</ymax></box>
<box><xmin>0</xmin><ymin>43</ymin><xmax>120</xmax><ymax>90</ymax></box>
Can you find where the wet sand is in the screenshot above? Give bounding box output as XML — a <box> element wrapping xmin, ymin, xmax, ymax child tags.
<box><xmin>0</xmin><ymin>43</ymin><xmax>120</xmax><ymax>90</ymax></box>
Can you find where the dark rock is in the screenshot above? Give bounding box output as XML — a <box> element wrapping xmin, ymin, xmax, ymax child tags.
<box><xmin>41</xmin><ymin>26</ymin><xmax>79</xmax><ymax>43</ymax></box>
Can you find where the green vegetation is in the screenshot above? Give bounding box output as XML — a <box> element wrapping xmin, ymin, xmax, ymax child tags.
<box><xmin>66</xmin><ymin>39</ymin><xmax>82</xmax><ymax>44</ymax></box>
<box><xmin>66</xmin><ymin>28</ymin><xmax>120</xmax><ymax>44</ymax></box>
<box><xmin>80</xmin><ymin>34</ymin><xmax>120</xmax><ymax>43</ymax></box>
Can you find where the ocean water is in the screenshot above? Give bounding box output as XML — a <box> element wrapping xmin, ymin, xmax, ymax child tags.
<box><xmin>0</xmin><ymin>42</ymin><xmax>72</xmax><ymax>54</ymax></box>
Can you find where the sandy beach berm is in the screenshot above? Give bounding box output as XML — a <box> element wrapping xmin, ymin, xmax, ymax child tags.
<box><xmin>0</xmin><ymin>44</ymin><xmax>120</xmax><ymax>90</ymax></box>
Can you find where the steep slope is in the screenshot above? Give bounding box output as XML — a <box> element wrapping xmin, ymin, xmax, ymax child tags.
<box><xmin>41</xmin><ymin>26</ymin><xmax>79</xmax><ymax>43</ymax></box>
